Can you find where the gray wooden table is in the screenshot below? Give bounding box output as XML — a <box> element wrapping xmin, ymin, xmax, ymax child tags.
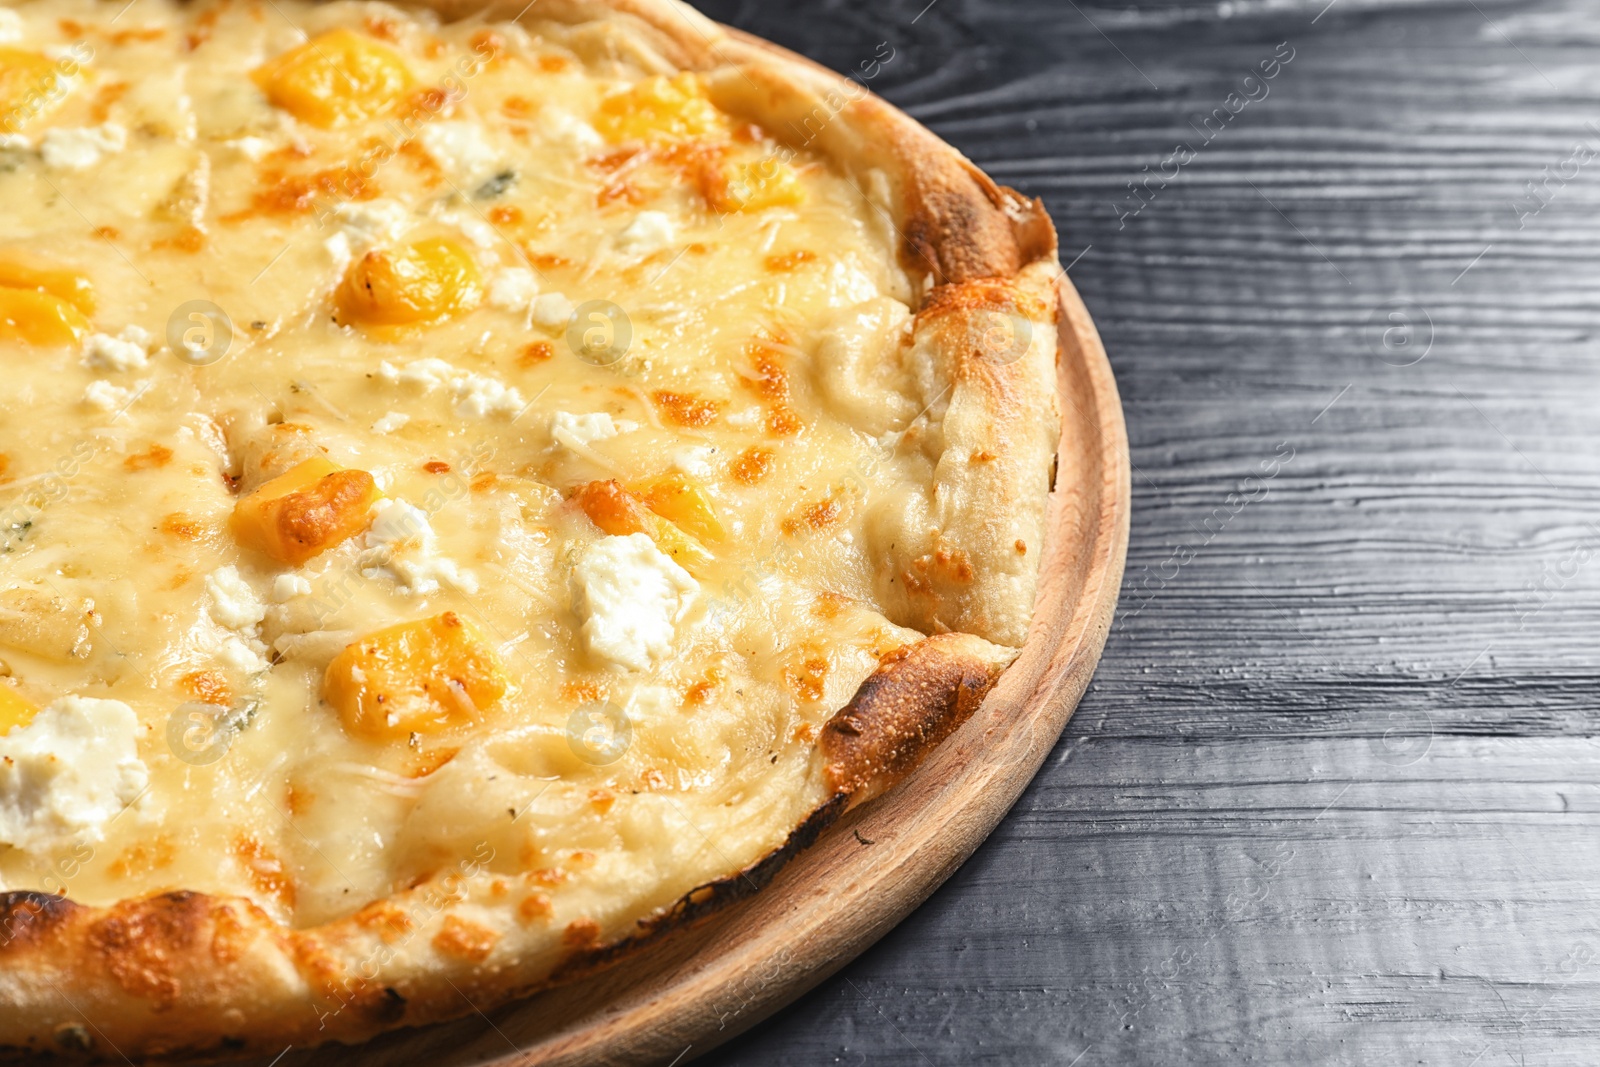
<box><xmin>693</xmin><ymin>0</ymin><xmax>1600</xmax><ymax>1063</ymax></box>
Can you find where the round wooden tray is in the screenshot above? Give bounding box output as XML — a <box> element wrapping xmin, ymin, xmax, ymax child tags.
<box><xmin>270</xmin><ymin>276</ymin><xmax>1130</xmax><ymax>1067</ymax></box>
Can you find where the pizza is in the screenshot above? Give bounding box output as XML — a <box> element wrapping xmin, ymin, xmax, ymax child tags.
<box><xmin>0</xmin><ymin>0</ymin><xmax>1062</xmax><ymax>1057</ymax></box>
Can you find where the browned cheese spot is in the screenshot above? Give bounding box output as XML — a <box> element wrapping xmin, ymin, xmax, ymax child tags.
<box><xmin>124</xmin><ymin>444</ymin><xmax>173</xmax><ymax>472</ymax></box>
<box><xmin>652</xmin><ymin>389</ymin><xmax>721</xmax><ymax>427</ymax></box>
<box><xmin>179</xmin><ymin>669</ymin><xmax>231</xmax><ymax>706</ymax></box>
<box><xmin>235</xmin><ymin>836</ymin><xmax>297</xmax><ymax>909</ymax></box>
<box><xmin>518</xmin><ymin>892</ymin><xmax>554</xmax><ymax>924</ymax></box>
<box><xmin>562</xmin><ymin>916</ymin><xmax>602</xmax><ymax>948</ymax></box>
<box><xmin>160</xmin><ymin>512</ymin><xmax>204</xmax><ymax>541</ymax></box>
<box><xmin>432</xmin><ymin>915</ymin><xmax>498</xmax><ymax>961</ymax></box>
<box><xmin>730</xmin><ymin>446</ymin><xmax>775</xmax><ymax>485</ymax></box>
<box><xmin>353</xmin><ymin>899</ymin><xmax>414</xmax><ymax>942</ymax></box>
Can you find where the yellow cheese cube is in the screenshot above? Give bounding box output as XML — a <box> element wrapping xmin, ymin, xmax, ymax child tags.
<box><xmin>594</xmin><ymin>73</ymin><xmax>731</xmax><ymax>146</ymax></box>
<box><xmin>324</xmin><ymin>612</ymin><xmax>508</xmax><ymax>739</ymax></box>
<box><xmin>336</xmin><ymin>237</ymin><xmax>483</xmax><ymax>327</ymax></box>
<box><xmin>0</xmin><ymin>256</ymin><xmax>94</xmax><ymax>315</ymax></box>
<box><xmin>252</xmin><ymin>29</ymin><xmax>413</xmax><ymax>129</ymax></box>
<box><xmin>230</xmin><ymin>457</ymin><xmax>383</xmax><ymax>565</ymax></box>
<box><xmin>0</xmin><ymin>286</ymin><xmax>89</xmax><ymax>346</ymax></box>
<box><xmin>0</xmin><ymin>686</ymin><xmax>35</xmax><ymax>736</ymax></box>
<box><xmin>717</xmin><ymin>159</ymin><xmax>804</xmax><ymax>212</ymax></box>
<box><xmin>571</xmin><ymin>479</ymin><xmax>713</xmax><ymax>572</ymax></box>
<box><xmin>0</xmin><ymin>48</ymin><xmax>71</xmax><ymax>133</ymax></box>
<box><xmin>637</xmin><ymin>473</ymin><xmax>725</xmax><ymax>543</ymax></box>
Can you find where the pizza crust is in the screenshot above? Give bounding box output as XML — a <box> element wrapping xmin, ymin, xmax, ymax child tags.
<box><xmin>0</xmin><ymin>0</ymin><xmax>1063</xmax><ymax>1057</ymax></box>
<box><xmin>0</xmin><ymin>634</ymin><xmax>1013</xmax><ymax>1058</ymax></box>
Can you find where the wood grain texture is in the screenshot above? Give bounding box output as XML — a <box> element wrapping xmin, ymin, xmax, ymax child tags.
<box><xmin>681</xmin><ymin>0</ymin><xmax>1600</xmax><ymax>1064</ymax></box>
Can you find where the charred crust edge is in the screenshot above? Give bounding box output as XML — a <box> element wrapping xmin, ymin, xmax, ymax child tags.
<box><xmin>0</xmin><ymin>890</ymin><xmax>83</xmax><ymax>953</ymax></box>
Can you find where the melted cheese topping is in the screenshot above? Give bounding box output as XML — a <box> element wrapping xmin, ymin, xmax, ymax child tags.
<box><xmin>0</xmin><ymin>0</ymin><xmax>949</xmax><ymax>930</ymax></box>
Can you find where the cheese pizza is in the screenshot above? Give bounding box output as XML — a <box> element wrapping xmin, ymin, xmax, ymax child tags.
<box><xmin>0</xmin><ymin>0</ymin><xmax>1062</xmax><ymax>1056</ymax></box>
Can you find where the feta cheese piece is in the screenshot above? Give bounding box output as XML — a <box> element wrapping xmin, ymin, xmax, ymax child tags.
<box><xmin>82</xmin><ymin>379</ymin><xmax>138</xmax><ymax>412</ymax></box>
<box><xmin>361</xmin><ymin>499</ymin><xmax>479</xmax><ymax>596</ymax></box>
<box><xmin>371</xmin><ymin>410</ymin><xmax>411</xmax><ymax>434</ymax></box>
<box><xmin>0</xmin><ymin>9</ymin><xmax>22</xmax><ymax>45</ymax></box>
<box><xmin>206</xmin><ymin>565</ymin><xmax>265</xmax><ymax>630</ymax></box>
<box><xmin>378</xmin><ymin>357</ymin><xmax>457</xmax><ymax>391</ymax></box>
<box><xmin>40</xmin><ymin>123</ymin><xmax>127</xmax><ymax>171</ymax></box>
<box><xmin>0</xmin><ymin>697</ymin><xmax>149</xmax><ymax>849</ymax></box>
<box><xmin>551</xmin><ymin>411</ymin><xmax>639</xmax><ymax>452</ymax></box>
<box><xmin>573</xmin><ymin>533</ymin><xmax>698</xmax><ymax>671</ymax></box>
<box><xmin>531</xmin><ymin>291</ymin><xmax>573</xmax><ymax>330</ymax></box>
<box><xmin>670</xmin><ymin>445</ymin><xmax>717</xmax><ymax>479</ymax></box>
<box><xmin>272</xmin><ymin>574</ymin><xmax>313</xmax><ymax>602</ymax></box>
<box><xmin>418</xmin><ymin>120</ymin><xmax>501</xmax><ymax>183</ymax></box>
<box><xmin>377</xmin><ymin>359</ymin><xmax>523</xmax><ymax>418</ymax></box>
<box><xmin>333</xmin><ymin>198</ymin><xmax>412</xmax><ymax>251</ymax></box>
<box><xmin>217</xmin><ymin>633</ymin><xmax>268</xmax><ymax>675</ymax></box>
<box><xmin>452</xmin><ymin>372</ymin><xmax>524</xmax><ymax>418</ymax></box>
<box><xmin>82</xmin><ymin>325</ymin><xmax>154</xmax><ymax>372</ymax></box>
<box><xmin>616</xmin><ymin>211</ymin><xmax>675</xmax><ymax>256</ymax></box>
<box><xmin>487</xmin><ymin>267</ymin><xmax>539</xmax><ymax>312</ymax></box>
<box><xmin>540</xmin><ymin>107</ymin><xmax>603</xmax><ymax>152</ymax></box>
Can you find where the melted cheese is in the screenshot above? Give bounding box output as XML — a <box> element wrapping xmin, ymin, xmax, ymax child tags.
<box><xmin>0</xmin><ymin>0</ymin><xmax>957</xmax><ymax>931</ymax></box>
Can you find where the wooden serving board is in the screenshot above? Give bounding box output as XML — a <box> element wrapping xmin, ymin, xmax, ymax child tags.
<box><xmin>267</xmin><ymin>276</ymin><xmax>1130</xmax><ymax>1067</ymax></box>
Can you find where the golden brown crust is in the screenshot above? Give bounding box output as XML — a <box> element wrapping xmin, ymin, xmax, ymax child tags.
<box><xmin>0</xmin><ymin>0</ymin><xmax>1064</xmax><ymax>1058</ymax></box>
<box><xmin>821</xmin><ymin>633</ymin><xmax>1012</xmax><ymax>805</ymax></box>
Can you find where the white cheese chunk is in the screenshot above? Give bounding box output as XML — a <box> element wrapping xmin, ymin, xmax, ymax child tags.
<box><xmin>616</xmin><ymin>211</ymin><xmax>675</xmax><ymax>256</ymax></box>
<box><xmin>377</xmin><ymin>359</ymin><xmax>524</xmax><ymax>419</ymax></box>
<box><xmin>205</xmin><ymin>565</ymin><xmax>266</xmax><ymax>630</ymax></box>
<box><xmin>361</xmin><ymin>499</ymin><xmax>479</xmax><ymax>596</ymax></box>
<box><xmin>0</xmin><ymin>697</ymin><xmax>149</xmax><ymax>850</ymax></box>
<box><xmin>272</xmin><ymin>574</ymin><xmax>313</xmax><ymax>602</ymax></box>
<box><xmin>487</xmin><ymin>267</ymin><xmax>539</xmax><ymax>312</ymax></box>
<box><xmin>371</xmin><ymin>411</ymin><xmax>411</xmax><ymax>434</ymax></box>
<box><xmin>82</xmin><ymin>379</ymin><xmax>139</xmax><ymax>412</ymax></box>
<box><xmin>217</xmin><ymin>633</ymin><xmax>268</xmax><ymax>675</ymax></box>
<box><xmin>550</xmin><ymin>411</ymin><xmax>638</xmax><ymax>452</ymax></box>
<box><xmin>82</xmin><ymin>325</ymin><xmax>154</xmax><ymax>372</ymax></box>
<box><xmin>40</xmin><ymin>123</ymin><xmax>127</xmax><ymax>171</ymax></box>
<box><xmin>0</xmin><ymin>9</ymin><xmax>22</xmax><ymax>44</ymax></box>
<box><xmin>418</xmin><ymin>120</ymin><xmax>501</xmax><ymax>183</ymax></box>
<box><xmin>670</xmin><ymin>445</ymin><xmax>717</xmax><ymax>479</ymax></box>
<box><xmin>333</xmin><ymin>198</ymin><xmax>412</xmax><ymax>251</ymax></box>
<box><xmin>377</xmin><ymin>357</ymin><xmax>456</xmax><ymax>391</ymax></box>
<box><xmin>452</xmin><ymin>372</ymin><xmax>524</xmax><ymax>418</ymax></box>
<box><xmin>573</xmin><ymin>533</ymin><xmax>698</xmax><ymax>671</ymax></box>
<box><xmin>531</xmin><ymin>291</ymin><xmax>573</xmax><ymax>330</ymax></box>
<box><xmin>540</xmin><ymin>107</ymin><xmax>603</xmax><ymax>152</ymax></box>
